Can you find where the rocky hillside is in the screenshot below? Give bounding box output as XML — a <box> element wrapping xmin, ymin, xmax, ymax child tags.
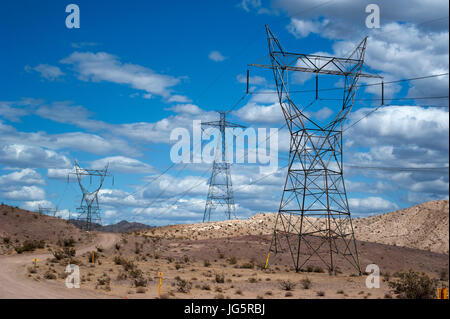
<box><xmin>144</xmin><ymin>200</ymin><xmax>449</xmax><ymax>254</ymax></box>
<box><xmin>0</xmin><ymin>204</ymin><xmax>88</xmax><ymax>255</ymax></box>
<box><xmin>353</xmin><ymin>200</ymin><xmax>449</xmax><ymax>254</ymax></box>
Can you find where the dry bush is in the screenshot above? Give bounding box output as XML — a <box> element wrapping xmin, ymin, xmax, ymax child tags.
<box><xmin>388</xmin><ymin>270</ymin><xmax>438</xmax><ymax>299</ymax></box>
<box><xmin>176</xmin><ymin>277</ymin><xmax>192</xmax><ymax>293</ymax></box>
<box><xmin>15</xmin><ymin>240</ymin><xmax>45</xmax><ymax>253</ymax></box>
<box><xmin>317</xmin><ymin>291</ymin><xmax>325</xmax><ymax>296</ymax></box>
<box><xmin>134</xmin><ymin>277</ymin><xmax>148</xmax><ymax>287</ymax></box>
<box><xmin>201</xmin><ymin>284</ymin><xmax>211</xmax><ymax>291</ymax></box>
<box><xmin>300</xmin><ymin>277</ymin><xmax>311</xmax><ymax>289</ymax></box>
<box><xmin>43</xmin><ymin>270</ymin><xmax>56</xmax><ymax>280</ymax></box>
<box><xmin>280</xmin><ymin>280</ymin><xmax>296</xmax><ymax>291</ymax></box>
<box><xmin>239</xmin><ymin>262</ymin><xmax>254</xmax><ymax>269</ymax></box>
<box><xmin>215</xmin><ymin>273</ymin><xmax>225</xmax><ymax>284</ymax></box>
<box><xmin>57</xmin><ymin>238</ymin><xmax>75</xmax><ymax>247</ymax></box>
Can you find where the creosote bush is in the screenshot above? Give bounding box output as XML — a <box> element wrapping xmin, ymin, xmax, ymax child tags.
<box><xmin>280</xmin><ymin>280</ymin><xmax>296</xmax><ymax>291</ymax></box>
<box><xmin>15</xmin><ymin>240</ymin><xmax>45</xmax><ymax>253</ymax></box>
<box><xmin>215</xmin><ymin>273</ymin><xmax>225</xmax><ymax>283</ymax></box>
<box><xmin>176</xmin><ymin>277</ymin><xmax>192</xmax><ymax>293</ymax></box>
<box><xmin>300</xmin><ymin>277</ymin><xmax>311</xmax><ymax>289</ymax></box>
<box><xmin>388</xmin><ymin>270</ymin><xmax>438</xmax><ymax>299</ymax></box>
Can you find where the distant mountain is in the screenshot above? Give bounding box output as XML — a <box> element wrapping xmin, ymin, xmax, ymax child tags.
<box><xmin>69</xmin><ymin>219</ymin><xmax>152</xmax><ymax>233</ymax></box>
<box><xmin>100</xmin><ymin>220</ymin><xmax>153</xmax><ymax>233</ymax></box>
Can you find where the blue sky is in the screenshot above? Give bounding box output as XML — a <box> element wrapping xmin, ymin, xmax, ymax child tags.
<box><xmin>0</xmin><ymin>0</ymin><xmax>448</xmax><ymax>226</ymax></box>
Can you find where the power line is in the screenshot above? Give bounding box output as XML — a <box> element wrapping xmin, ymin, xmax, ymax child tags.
<box><xmin>320</xmin><ymin>95</ymin><xmax>449</xmax><ymax>102</ymax></box>
<box><xmin>346</xmin><ymin>165</ymin><xmax>449</xmax><ymax>172</ymax></box>
<box><xmin>247</xmin><ymin>72</ymin><xmax>449</xmax><ymax>95</ymax></box>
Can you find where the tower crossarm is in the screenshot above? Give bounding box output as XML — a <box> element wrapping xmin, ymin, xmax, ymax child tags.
<box><xmin>248</xmin><ymin>60</ymin><xmax>381</xmax><ymax>78</ymax></box>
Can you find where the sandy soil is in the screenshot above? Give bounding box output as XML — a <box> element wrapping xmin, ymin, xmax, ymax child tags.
<box><xmin>25</xmin><ymin>233</ymin><xmax>448</xmax><ymax>299</ymax></box>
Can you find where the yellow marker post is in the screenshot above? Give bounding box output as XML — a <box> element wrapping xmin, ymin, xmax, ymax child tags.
<box><xmin>264</xmin><ymin>252</ymin><xmax>270</xmax><ymax>269</ymax></box>
<box><xmin>33</xmin><ymin>258</ymin><xmax>38</xmax><ymax>273</ymax></box>
<box><xmin>437</xmin><ymin>288</ymin><xmax>449</xmax><ymax>299</ymax></box>
<box><xmin>158</xmin><ymin>272</ymin><xmax>163</xmax><ymax>298</ymax></box>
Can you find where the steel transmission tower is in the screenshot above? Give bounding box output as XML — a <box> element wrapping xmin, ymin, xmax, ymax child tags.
<box><xmin>202</xmin><ymin>111</ymin><xmax>245</xmax><ymax>222</ymax></box>
<box><xmin>69</xmin><ymin>161</ymin><xmax>112</xmax><ymax>231</ymax></box>
<box><xmin>249</xmin><ymin>26</ymin><xmax>382</xmax><ymax>274</ymax></box>
<box><xmin>37</xmin><ymin>205</ymin><xmax>58</xmax><ymax>217</ymax></box>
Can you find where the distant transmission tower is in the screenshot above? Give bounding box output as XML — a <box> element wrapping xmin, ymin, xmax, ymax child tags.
<box><xmin>37</xmin><ymin>205</ymin><xmax>58</xmax><ymax>217</ymax></box>
<box><xmin>69</xmin><ymin>161</ymin><xmax>112</xmax><ymax>231</ymax></box>
<box><xmin>249</xmin><ymin>25</ymin><xmax>382</xmax><ymax>274</ymax></box>
<box><xmin>202</xmin><ymin>111</ymin><xmax>245</xmax><ymax>222</ymax></box>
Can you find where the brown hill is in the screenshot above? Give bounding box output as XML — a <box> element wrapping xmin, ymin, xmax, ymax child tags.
<box><xmin>353</xmin><ymin>200</ymin><xmax>449</xmax><ymax>254</ymax></box>
<box><xmin>144</xmin><ymin>200</ymin><xmax>449</xmax><ymax>254</ymax></box>
<box><xmin>0</xmin><ymin>204</ymin><xmax>89</xmax><ymax>255</ymax></box>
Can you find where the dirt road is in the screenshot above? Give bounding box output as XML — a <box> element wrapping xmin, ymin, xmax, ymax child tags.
<box><xmin>0</xmin><ymin>233</ymin><xmax>120</xmax><ymax>299</ymax></box>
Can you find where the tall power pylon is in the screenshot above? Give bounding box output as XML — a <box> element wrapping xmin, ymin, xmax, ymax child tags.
<box><xmin>202</xmin><ymin>111</ymin><xmax>245</xmax><ymax>222</ymax></box>
<box><xmin>249</xmin><ymin>25</ymin><xmax>382</xmax><ymax>274</ymax></box>
<box><xmin>69</xmin><ymin>160</ymin><xmax>112</xmax><ymax>231</ymax></box>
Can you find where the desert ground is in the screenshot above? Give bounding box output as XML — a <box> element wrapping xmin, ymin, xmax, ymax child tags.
<box><xmin>0</xmin><ymin>200</ymin><xmax>448</xmax><ymax>299</ymax></box>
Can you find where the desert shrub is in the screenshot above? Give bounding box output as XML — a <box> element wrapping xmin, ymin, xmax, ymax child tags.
<box><xmin>116</xmin><ymin>271</ymin><xmax>128</xmax><ymax>281</ymax></box>
<box><xmin>113</xmin><ymin>256</ymin><xmax>127</xmax><ymax>265</ymax></box>
<box><xmin>228</xmin><ymin>256</ymin><xmax>237</xmax><ymax>265</ymax></box>
<box><xmin>285</xmin><ymin>291</ymin><xmax>293</xmax><ymax>297</ymax></box>
<box><xmin>248</xmin><ymin>277</ymin><xmax>257</xmax><ymax>283</ymax></box>
<box><xmin>240</xmin><ymin>262</ymin><xmax>254</xmax><ymax>269</ymax></box>
<box><xmin>280</xmin><ymin>280</ymin><xmax>296</xmax><ymax>291</ymax></box>
<box><xmin>97</xmin><ymin>276</ymin><xmax>111</xmax><ymax>286</ymax></box>
<box><xmin>114</xmin><ymin>243</ymin><xmax>121</xmax><ymax>251</ymax></box>
<box><xmin>44</xmin><ymin>270</ymin><xmax>56</xmax><ymax>280</ymax></box>
<box><xmin>313</xmin><ymin>266</ymin><xmax>325</xmax><ymax>273</ymax></box>
<box><xmin>15</xmin><ymin>240</ymin><xmax>45</xmax><ymax>253</ymax></box>
<box><xmin>96</xmin><ymin>246</ymin><xmax>104</xmax><ymax>252</ymax></box>
<box><xmin>317</xmin><ymin>291</ymin><xmax>325</xmax><ymax>296</ymax></box>
<box><xmin>337</xmin><ymin>289</ymin><xmax>345</xmax><ymax>294</ymax></box>
<box><xmin>201</xmin><ymin>284</ymin><xmax>211</xmax><ymax>291</ymax></box>
<box><xmin>176</xmin><ymin>277</ymin><xmax>192</xmax><ymax>293</ymax></box>
<box><xmin>215</xmin><ymin>273</ymin><xmax>225</xmax><ymax>283</ymax></box>
<box><xmin>388</xmin><ymin>270</ymin><xmax>438</xmax><ymax>299</ymax></box>
<box><xmin>129</xmin><ymin>267</ymin><xmax>143</xmax><ymax>279</ymax></box>
<box><xmin>134</xmin><ymin>277</ymin><xmax>148</xmax><ymax>287</ymax></box>
<box><xmin>203</xmin><ymin>260</ymin><xmax>211</xmax><ymax>267</ymax></box>
<box><xmin>51</xmin><ymin>247</ymin><xmax>75</xmax><ymax>260</ymax></box>
<box><xmin>306</xmin><ymin>265</ymin><xmax>314</xmax><ymax>272</ymax></box>
<box><xmin>2</xmin><ymin>237</ymin><xmax>10</xmax><ymax>244</ymax></box>
<box><xmin>300</xmin><ymin>277</ymin><xmax>311</xmax><ymax>289</ymax></box>
<box><xmin>58</xmin><ymin>238</ymin><xmax>75</xmax><ymax>247</ymax></box>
